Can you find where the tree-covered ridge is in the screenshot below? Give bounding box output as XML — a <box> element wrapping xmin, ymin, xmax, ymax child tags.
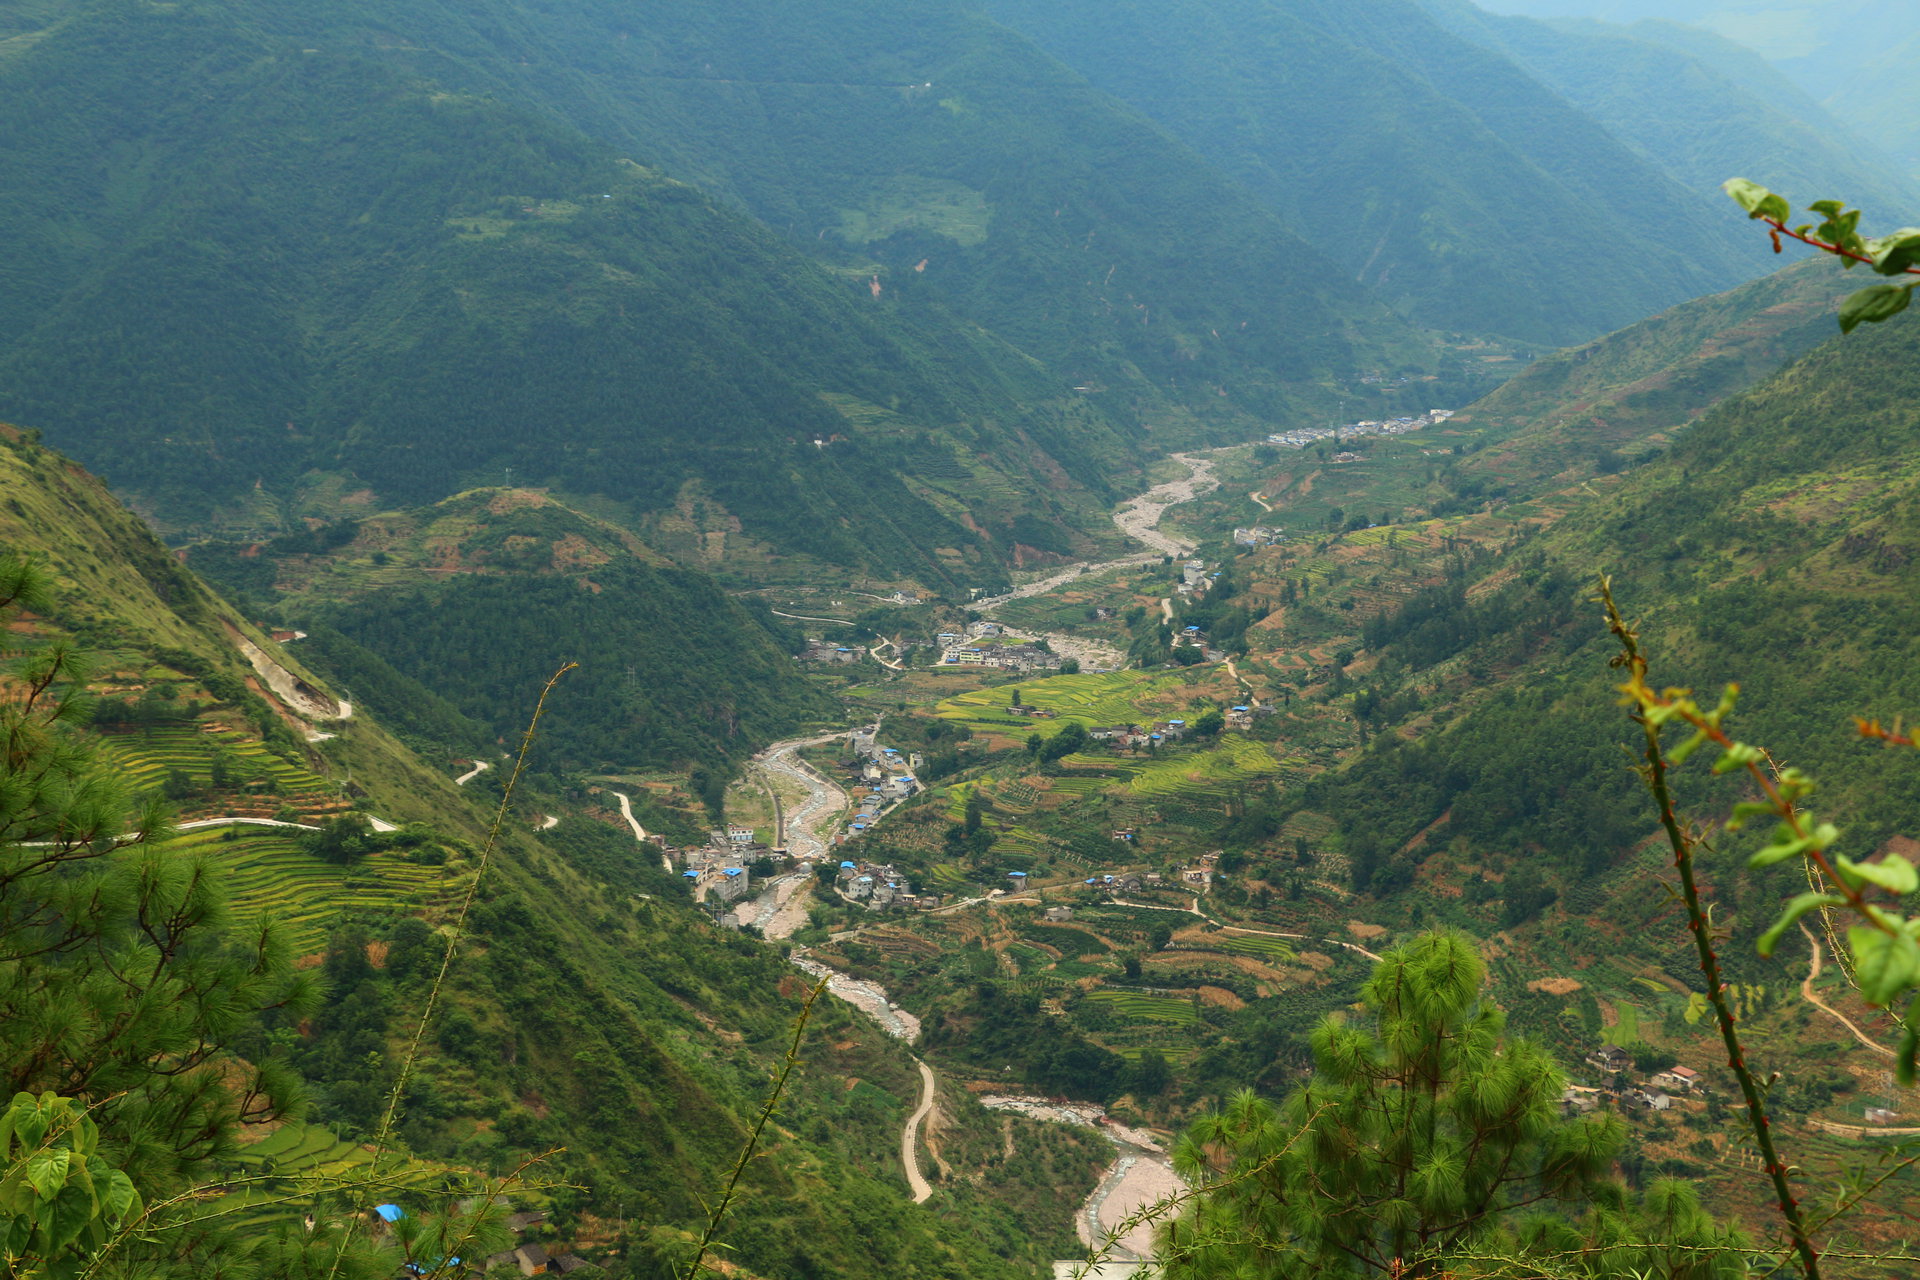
<box><xmin>0</xmin><ymin>0</ymin><xmax>1437</xmax><ymax>584</ymax></box>
<box><xmin>185</xmin><ymin>485</ymin><xmax>832</xmax><ymax>771</ymax></box>
<box><xmin>0</xmin><ymin>426</ymin><xmax>1109</xmax><ymax>1280</ymax></box>
<box><xmin>975</xmin><ymin>0</ymin><xmax>1775</xmax><ymax>344</ymax></box>
<box><xmin>0</xmin><ymin>0</ymin><xmax>1141</xmax><ymax>583</ymax></box>
<box><xmin>1412</xmin><ymin>0</ymin><xmax>1920</xmax><ymax>220</ymax></box>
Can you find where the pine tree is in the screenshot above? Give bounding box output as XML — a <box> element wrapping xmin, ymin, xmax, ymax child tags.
<box><xmin>1161</xmin><ymin>931</ymin><xmax>1745</xmax><ymax>1278</ymax></box>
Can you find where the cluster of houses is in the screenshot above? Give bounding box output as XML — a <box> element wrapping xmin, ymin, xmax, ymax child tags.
<box><xmin>838</xmin><ymin>730</ymin><xmax>922</xmax><ymax>844</ymax></box>
<box><xmin>667</xmin><ymin>825</ymin><xmax>780</xmax><ymax>904</ymax></box>
<box><xmin>369</xmin><ymin>1203</ymin><xmax>590</xmax><ymax>1276</ymax></box>
<box><xmin>1569</xmin><ymin>1044</ymin><xmax>1708</xmax><ymax>1116</ymax></box>
<box><xmin>939</xmin><ymin>621</ymin><xmax>1065</xmax><ymax>671</ymax></box>
<box><xmin>799</xmin><ymin>640</ymin><xmax>863</xmax><ymax>664</ymax></box>
<box><xmin>1173</xmin><ymin>559</ymin><xmax>1222</xmax><ymax>603</ymax></box>
<box><xmin>834</xmin><ymin>859</ymin><xmax>942</xmax><ymax>911</ymax></box>
<box><xmin>1264</xmin><ymin>408</ymin><xmax>1454</xmax><ymax>450</ymax></box>
<box><xmin>1233</xmin><ymin>526</ymin><xmax>1284</xmax><ymax>547</ymax></box>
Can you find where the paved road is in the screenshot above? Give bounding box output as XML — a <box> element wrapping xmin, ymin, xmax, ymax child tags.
<box><xmin>454</xmin><ymin>759</ymin><xmax>491</xmax><ymax>786</ymax></box>
<box><xmin>903</xmin><ymin>1058</ymin><xmax>937</xmax><ymax>1203</ymax></box>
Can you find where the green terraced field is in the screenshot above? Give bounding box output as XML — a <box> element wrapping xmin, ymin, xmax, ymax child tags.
<box><xmin>101</xmin><ymin>725</ymin><xmax>336</xmax><ymax>800</ymax></box>
<box><xmin>1128</xmin><ymin>737</ymin><xmax>1280</xmax><ymax>800</ymax></box>
<box><xmin>156</xmin><ymin>828</ymin><xmax>454</xmax><ymax>955</ymax></box>
<box><xmin>1211</xmin><ymin>934</ymin><xmax>1297</xmax><ymax>961</ymax></box>
<box><xmin>936</xmin><ymin>671</ymin><xmax>1184</xmax><ymax>738</ymax></box>
<box><xmin>223</xmin><ymin>1122</ymin><xmax>451</xmax><ymax>1235</ymax></box>
<box><xmin>1085</xmin><ymin>988</ymin><xmax>1200</xmax><ymax>1024</ymax></box>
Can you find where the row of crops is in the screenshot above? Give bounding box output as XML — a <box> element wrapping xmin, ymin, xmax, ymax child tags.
<box><xmin>157</xmin><ymin>827</ymin><xmax>454</xmax><ymax>955</ymax></box>
<box><xmin>100</xmin><ymin>724</ymin><xmax>336</xmax><ymax>799</ymax></box>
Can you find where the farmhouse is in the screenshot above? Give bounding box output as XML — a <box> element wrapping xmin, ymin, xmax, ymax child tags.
<box><xmin>1586</xmin><ymin>1045</ymin><xmax>1632</xmax><ymax>1074</ymax></box>
<box><xmin>1650</xmin><ymin>1066</ymin><xmax>1702</xmax><ymax>1094</ymax></box>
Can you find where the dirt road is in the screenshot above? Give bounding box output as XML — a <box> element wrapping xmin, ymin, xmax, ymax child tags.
<box><xmin>612</xmin><ymin>790</ymin><xmax>672</xmax><ymax>874</ymax></box>
<box><xmin>903</xmin><ymin>1059</ymin><xmax>937</xmax><ymax>1203</ymax></box>
<box><xmin>1800</xmin><ymin>923</ymin><xmax>1892</xmax><ymax>1057</ymax></box>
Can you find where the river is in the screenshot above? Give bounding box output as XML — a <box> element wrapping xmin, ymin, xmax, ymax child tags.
<box><xmin>969</xmin><ymin>448</ymin><xmax>1230</xmax><ymax>667</ymax></box>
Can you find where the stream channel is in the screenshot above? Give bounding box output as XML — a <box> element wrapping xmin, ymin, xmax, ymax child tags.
<box><xmin>725</xmin><ymin>452</ymin><xmax>1217</xmax><ymax>1268</ymax></box>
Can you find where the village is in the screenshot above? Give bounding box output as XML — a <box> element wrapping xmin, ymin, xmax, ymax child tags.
<box><xmin>1263</xmin><ymin>407</ymin><xmax>1454</xmax><ymax>450</ymax></box>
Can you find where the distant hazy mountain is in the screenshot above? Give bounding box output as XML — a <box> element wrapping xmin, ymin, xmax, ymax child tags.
<box><xmin>1416</xmin><ymin>1</ymin><xmax>1920</xmax><ymax>218</ymax></box>
<box><xmin>1473</xmin><ymin>0</ymin><xmax>1920</xmax><ymax>184</ymax></box>
<box><xmin>976</xmin><ymin>0</ymin><xmax>1767</xmax><ymax>344</ymax></box>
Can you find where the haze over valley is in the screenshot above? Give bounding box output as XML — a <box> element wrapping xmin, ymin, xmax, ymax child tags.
<box><xmin>3</xmin><ymin>2</ymin><xmax>1920</xmax><ymax>1278</ymax></box>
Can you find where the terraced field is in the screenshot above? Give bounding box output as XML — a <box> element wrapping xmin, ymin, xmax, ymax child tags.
<box><xmin>1210</xmin><ymin>933</ymin><xmax>1298</xmax><ymax>962</ymax></box>
<box><xmin>100</xmin><ymin>724</ymin><xmax>340</xmax><ymax>807</ymax></box>
<box><xmin>936</xmin><ymin>671</ymin><xmax>1185</xmax><ymax>739</ymax></box>
<box><xmin>1084</xmin><ymin>988</ymin><xmax>1200</xmax><ymax>1025</ymax></box>
<box><xmin>156</xmin><ymin>827</ymin><xmax>456</xmax><ymax>955</ymax></box>
<box><xmin>1128</xmin><ymin>737</ymin><xmax>1282</xmax><ymax>801</ymax></box>
<box><xmin>222</xmin><ymin>1122</ymin><xmax>451</xmax><ymax>1235</ymax></box>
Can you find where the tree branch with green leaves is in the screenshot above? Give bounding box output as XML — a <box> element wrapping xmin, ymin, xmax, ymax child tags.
<box><xmin>1724</xmin><ymin>179</ymin><xmax>1920</xmax><ymax>332</ymax></box>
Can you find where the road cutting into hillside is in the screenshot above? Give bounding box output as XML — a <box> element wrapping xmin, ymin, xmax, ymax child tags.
<box><xmin>611</xmin><ymin>790</ymin><xmax>671</xmax><ymax>874</ymax></box>
<box><xmin>1800</xmin><ymin>923</ymin><xmax>1893</xmax><ymax>1058</ymax></box>
<box><xmin>903</xmin><ymin>1059</ymin><xmax>937</xmax><ymax>1203</ymax></box>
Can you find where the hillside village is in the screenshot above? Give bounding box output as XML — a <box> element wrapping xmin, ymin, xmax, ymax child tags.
<box><xmin>1264</xmin><ymin>407</ymin><xmax>1454</xmax><ymax>449</ymax></box>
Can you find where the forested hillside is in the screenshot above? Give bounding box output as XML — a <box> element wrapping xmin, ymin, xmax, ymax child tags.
<box><xmin>0</xmin><ymin>0</ymin><xmax>1437</xmax><ymax>584</ymax></box>
<box><xmin>188</xmin><ymin>488</ymin><xmax>830</xmax><ymax>771</ymax></box>
<box><xmin>0</xmin><ymin>425</ymin><xmax>1109</xmax><ymax>1278</ymax></box>
<box><xmin>976</xmin><ymin>0</ymin><xmax>1780</xmax><ymax>343</ymax></box>
<box><xmin>1316</xmin><ymin>308</ymin><xmax>1920</xmax><ymax>935</ymax></box>
<box><xmin>1414</xmin><ymin>0</ymin><xmax>1920</xmax><ymax>217</ymax></box>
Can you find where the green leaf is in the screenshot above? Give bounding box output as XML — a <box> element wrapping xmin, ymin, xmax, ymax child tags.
<box><xmin>1865</xmin><ymin>228</ymin><xmax>1920</xmax><ymax>276</ymax></box>
<box><xmin>1712</xmin><ymin>741</ymin><xmax>1763</xmax><ymax>774</ymax></box>
<box><xmin>1749</xmin><ymin>825</ymin><xmax>1816</xmax><ymax>868</ymax></box>
<box><xmin>1758</xmin><ymin>892</ymin><xmax>1843</xmax><ymax>956</ymax></box>
<box><xmin>1725</xmin><ymin>178</ymin><xmax>1789</xmax><ymax>222</ymax></box>
<box><xmin>12</xmin><ymin>1100</ymin><xmax>48</xmax><ymax>1152</ymax></box>
<box><xmin>24</xmin><ymin>1148</ymin><xmax>69</xmax><ymax>1201</ymax></box>
<box><xmin>1849</xmin><ymin>923</ymin><xmax>1920</xmax><ymax>1006</ymax></box>
<box><xmin>1839</xmin><ymin>282</ymin><xmax>1914</xmax><ymax>333</ymax></box>
<box><xmin>104</xmin><ymin>1170</ymin><xmax>138</xmax><ymax>1222</ymax></box>
<box><xmin>1837</xmin><ymin>854</ymin><xmax>1918</xmax><ymax>896</ymax></box>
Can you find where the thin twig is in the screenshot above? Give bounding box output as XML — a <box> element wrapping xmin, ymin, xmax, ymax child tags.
<box><xmin>682</xmin><ymin>976</ymin><xmax>827</xmax><ymax>1280</ymax></box>
<box><xmin>327</xmin><ymin>662</ymin><xmax>577</xmax><ymax>1279</ymax></box>
<box><xmin>1600</xmin><ymin>579</ymin><xmax>1822</xmax><ymax>1280</ymax></box>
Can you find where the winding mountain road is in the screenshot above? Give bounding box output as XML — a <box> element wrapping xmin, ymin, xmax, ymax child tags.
<box><xmin>454</xmin><ymin>759</ymin><xmax>491</xmax><ymax>786</ymax></box>
<box><xmin>1800</xmin><ymin>923</ymin><xmax>1892</xmax><ymax>1057</ymax></box>
<box><xmin>611</xmin><ymin>790</ymin><xmax>671</xmax><ymax>874</ymax></box>
<box><xmin>903</xmin><ymin>1058</ymin><xmax>937</xmax><ymax>1203</ymax></box>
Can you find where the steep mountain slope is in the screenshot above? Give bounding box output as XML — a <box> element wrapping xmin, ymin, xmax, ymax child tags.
<box><xmin>189</xmin><ymin>487</ymin><xmax>832</xmax><ymax>772</ymax></box>
<box><xmin>0</xmin><ymin>0</ymin><xmax>1433</xmax><ymax>587</ymax></box>
<box><xmin>1414</xmin><ymin>1</ymin><xmax>1920</xmax><ymax>215</ymax></box>
<box><xmin>1304</xmin><ymin>306</ymin><xmax>1920</xmax><ymax>929</ymax></box>
<box><xmin>0</xmin><ymin>423</ymin><xmax>1109</xmax><ymax>1277</ymax></box>
<box><xmin>1448</xmin><ymin>257</ymin><xmax>1856</xmax><ymax>495</ymax></box>
<box><xmin>974</xmin><ymin>0</ymin><xmax>1764</xmax><ymax>344</ymax></box>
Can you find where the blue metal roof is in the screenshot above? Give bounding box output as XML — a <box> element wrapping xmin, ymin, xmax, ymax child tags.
<box><xmin>375</xmin><ymin>1205</ymin><xmax>404</xmax><ymax>1223</ymax></box>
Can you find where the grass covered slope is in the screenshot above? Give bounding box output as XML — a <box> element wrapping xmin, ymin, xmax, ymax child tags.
<box><xmin>0</xmin><ymin>431</ymin><xmax>1106</xmax><ymax>1279</ymax></box>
